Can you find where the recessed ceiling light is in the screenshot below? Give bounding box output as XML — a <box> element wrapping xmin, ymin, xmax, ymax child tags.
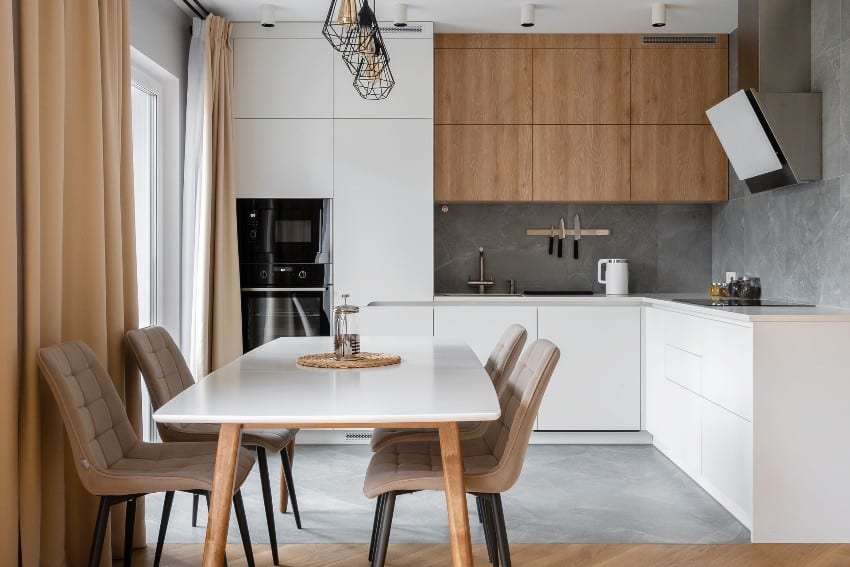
<box><xmin>521</xmin><ymin>3</ymin><xmax>535</xmax><ymax>28</ymax></box>
<box><xmin>651</xmin><ymin>3</ymin><xmax>667</xmax><ymax>27</ymax></box>
<box><xmin>260</xmin><ymin>4</ymin><xmax>276</xmax><ymax>27</ymax></box>
<box><xmin>394</xmin><ymin>4</ymin><xmax>408</xmax><ymax>27</ymax></box>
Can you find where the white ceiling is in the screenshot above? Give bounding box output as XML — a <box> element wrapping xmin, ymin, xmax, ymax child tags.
<box><xmin>190</xmin><ymin>0</ymin><xmax>738</xmax><ymax>34</ymax></box>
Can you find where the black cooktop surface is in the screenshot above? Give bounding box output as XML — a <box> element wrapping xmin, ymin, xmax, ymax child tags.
<box><xmin>523</xmin><ymin>290</ymin><xmax>594</xmax><ymax>296</ymax></box>
<box><xmin>673</xmin><ymin>298</ymin><xmax>815</xmax><ymax>307</ymax></box>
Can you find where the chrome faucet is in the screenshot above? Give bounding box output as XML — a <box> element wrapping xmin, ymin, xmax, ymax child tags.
<box><xmin>467</xmin><ymin>246</ymin><xmax>495</xmax><ymax>294</ymax></box>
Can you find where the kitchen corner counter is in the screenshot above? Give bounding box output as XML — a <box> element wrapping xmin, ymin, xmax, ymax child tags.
<box><xmin>368</xmin><ymin>294</ymin><xmax>850</xmax><ymax>323</ymax></box>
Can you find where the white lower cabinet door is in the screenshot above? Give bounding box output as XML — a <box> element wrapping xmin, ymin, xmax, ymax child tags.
<box><xmin>701</xmin><ymin>399</ymin><xmax>753</xmax><ymax>527</ymax></box>
<box><xmin>645</xmin><ymin>307</ymin><xmax>665</xmax><ymax>436</ymax></box>
<box><xmin>654</xmin><ymin>378</ymin><xmax>702</xmax><ymax>478</ymax></box>
<box><xmin>333</xmin><ymin>119</ymin><xmax>433</xmax><ymax>305</ymax></box>
<box><xmin>433</xmin><ymin>306</ymin><xmax>537</xmax><ymax>365</ymax></box>
<box><xmin>360</xmin><ymin>306</ymin><xmax>433</xmax><ymax>337</ymax></box>
<box><xmin>536</xmin><ymin>307</ymin><xmax>641</xmax><ymax>431</ymax></box>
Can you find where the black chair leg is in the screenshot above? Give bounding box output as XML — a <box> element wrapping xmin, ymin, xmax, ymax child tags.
<box><xmin>489</xmin><ymin>493</ymin><xmax>511</xmax><ymax>567</ymax></box>
<box><xmin>477</xmin><ymin>496</ymin><xmax>485</xmax><ymax>524</ymax></box>
<box><xmin>256</xmin><ymin>447</ymin><xmax>280</xmax><ymax>565</ymax></box>
<box><xmin>479</xmin><ymin>496</ymin><xmax>498</xmax><ymax>567</ymax></box>
<box><xmin>281</xmin><ymin>448</ymin><xmax>302</xmax><ymax>529</ymax></box>
<box><xmin>368</xmin><ymin>493</ymin><xmax>387</xmax><ymax>562</ymax></box>
<box><xmin>192</xmin><ymin>493</ymin><xmax>200</xmax><ymax>527</ymax></box>
<box><xmin>234</xmin><ymin>491</ymin><xmax>256</xmax><ymax>567</ymax></box>
<box><xmin>123</xmin><ymin>497</ymin><xmax>136</xmax><ymax>567</ymax></box>
<box><xmin>88</xmin><ymin>496</ymin><xmax>112</xmax><ymax>567</ymax></box>
<box><xmin>372</xmin><ymin>491</ymin><xmax>396</xmax><ymax>567</ymax></box>
<box><xmin>154</xmin><ymin>491</ymin><xmax>175</xmax><ymax>567</ymax></box>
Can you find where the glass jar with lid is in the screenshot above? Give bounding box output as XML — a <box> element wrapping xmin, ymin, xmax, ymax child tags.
<box><xmin>334</xmin><ymin>294</ymin><xmax>360</xmax><ymax>360</ymax></box>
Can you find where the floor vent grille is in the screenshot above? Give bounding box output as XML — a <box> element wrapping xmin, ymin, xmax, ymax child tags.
<box><xmin>642</xmin><ymin>35</ymin><xmax>718</xmax><ymax>45</ymax></box>
<box><xmin>345</xmin><ymin>432</ymin><xmax>373</xmax><ymax>442</ymax></box>
<box><xmin>379</xmin><ymin>25</ymin><xmax>424</xmax><ymax>34</ymax></box>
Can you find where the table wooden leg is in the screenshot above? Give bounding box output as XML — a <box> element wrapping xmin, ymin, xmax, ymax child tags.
<box><xmin>279</xmin><ymin>438</ymin><xmax>295</xmax><ymax>513</ymax></box>
<box><xmin>203</xmin><ymin>423</ymin><xmax>243</xmax><ymax>567</ymax></box>
<box><xmin>438</xmin><ymin>422</ymin><xmax>473</xmax><ymax>567</ymax></box>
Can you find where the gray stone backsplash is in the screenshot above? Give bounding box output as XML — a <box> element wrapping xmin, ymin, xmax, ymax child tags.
<box><xmin>435</xmin><ymin>203</ymin><xmax>713</xmax><ymax>295</ymax></box>
<box><xmin>712</xmin><ymin>10</ymin><xmax>850</xmax><ymax>308</ymax></box>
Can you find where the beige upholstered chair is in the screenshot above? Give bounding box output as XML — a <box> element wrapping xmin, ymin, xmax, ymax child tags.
<box><xmin>126</xmin><ymin>326</ymin><xmax>301</xmax><ymax>566</ymax></box>
<box><xmin>363</xmin><ymin>339</ymin><xmax>560</xmax><ymax>567</ymax></box>
<box><xmin>369</xmin><ymin>324</ymin><xmax>528</xmax><ymax>452</ymax></box>
<box><xmin>37</xmin><ymin>341</ymin><xmax>257</xmax><ymax>567</ymax></box>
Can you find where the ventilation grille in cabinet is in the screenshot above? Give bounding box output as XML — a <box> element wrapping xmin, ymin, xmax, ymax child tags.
<box><xmin>642</xmin><ymin>35</ymin><xmax>718</xmax><ymax>45</ymax></box>
<box><xmin>379</xmin><ymin>25</ymin><xmax>424</xmax><ymax>34</ymax></box>
<box><xmin>344</xmin><ymin>432</ymin><xmax>373</xmax><ymax>442</ymax></box>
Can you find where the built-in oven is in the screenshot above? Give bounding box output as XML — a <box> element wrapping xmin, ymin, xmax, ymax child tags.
<box><xmin>237</xmin><ymin>198</ymin><xmax>332</xmax><ymax>352</ymax></box>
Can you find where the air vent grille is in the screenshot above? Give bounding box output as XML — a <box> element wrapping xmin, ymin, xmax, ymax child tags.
<box><xmin>379</xmin><ymin>25</ymin><xmax>424</xmax><ymax>34</ymax></box>
<box><xmin>642</xmin><ymin>35</ymin><xmax>717</xmax><ymax>45</ymax></box>
<box><xmin>344</xmin><ymin>432</ymin><xmax>373</xmax><ymax>442</ymax></box>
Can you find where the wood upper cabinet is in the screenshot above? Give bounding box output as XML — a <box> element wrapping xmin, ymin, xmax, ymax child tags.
<box><xmin>533</xmin><ymin>126</ymin><xmax>630</xmax><ymax>201</ymax></box>
<box><xmin>631</xmin><ymin>125</ymin><xmax>728</xmax><ymax>202</ymax></box>
<box><xmin>631</xmin><ymin>49</ymin><xmax>728</xmax><ymax>124</ymax></box>
<box><xmin>435</xmin><ymin>49</ymin><xmax>532</xmax><ymax>124</ymax></box>
<box><xmin>434</xmin><ymin>125</ymin><xmax>532</xmax><ymax>201</ymax></box>
<box><xmin>533</xmin><ymin>49</ymin><xmax>630</xmax><ymax>124</ymax></box>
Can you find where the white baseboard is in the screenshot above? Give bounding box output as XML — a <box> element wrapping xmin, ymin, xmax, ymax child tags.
<box><xmin>296</xmin><ymin>429</ymin><xmax>654</xmax><ymax>445</ymax></box>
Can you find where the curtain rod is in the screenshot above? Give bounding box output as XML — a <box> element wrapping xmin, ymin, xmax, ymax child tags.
<box><xmin>181</xmin><ymin>0</ymin><xmax>209</xmax><ymax>19</ymax></box>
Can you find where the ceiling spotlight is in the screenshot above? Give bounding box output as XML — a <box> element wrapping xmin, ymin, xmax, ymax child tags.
<box><xmin>394</xmin><ymin>4</ymin><xmax>408</xmax><ymax>27</ymax></box>
<box><xmin>260</xmin><ymin>4</ymin><xmax>276</xmax><ymax>27</ymax></box>
<box><xmin>521</xmin><ymin>3</ymin><xmax>535</xmax><ymax>27</ymax></box>
<box><xmin>651</xmin><ymin>3</ymin><xmax>667</xmax><ymax>27</ymax></box>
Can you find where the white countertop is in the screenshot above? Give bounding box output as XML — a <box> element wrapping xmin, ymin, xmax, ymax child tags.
<box><xmin>154</xmin><ymin>336</ymin><xmax>501</xmax><ymax>425</ymax></box>
<box><xmin>368</xmin><ymin>294</ymin><xmax>850</xmax><ymax>323</ymax></box>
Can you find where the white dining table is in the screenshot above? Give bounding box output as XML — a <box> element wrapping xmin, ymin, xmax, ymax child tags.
<box><xmin>154</xmin><ymin>336</ymin><xmax>501</xmax><ymax>567</ymax></box>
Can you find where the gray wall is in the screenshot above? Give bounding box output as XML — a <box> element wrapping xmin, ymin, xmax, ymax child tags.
<box><xmin>712</xmin><ymin>2</ymin><xmax>850</xmax><ymax>307</ymax></box>
<box><xmin>435</xmin><ymin>204</ymin><xmax>713</xmax><ymax>295</ymax></box>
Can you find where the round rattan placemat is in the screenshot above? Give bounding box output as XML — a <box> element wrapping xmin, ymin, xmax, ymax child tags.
<box><xmin>296</xmin><ymin>352</ymin><xmax>401</xmax><ymax>369</ymax></box>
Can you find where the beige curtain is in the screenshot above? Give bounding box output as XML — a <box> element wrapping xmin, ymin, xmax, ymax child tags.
<box><xmin>188</xmin><ymin>15</ymin><xmax>242</xmax><ymax>377</ymax></box>
<box><xmin>0</xmin><ymin>0</ymin><xmax>20</xmax><ymax>563</ymax></box>
<box><xmin>15</xmin><ymin>1</ymin><xmax>141</xmax><ymax>565</ymax></box>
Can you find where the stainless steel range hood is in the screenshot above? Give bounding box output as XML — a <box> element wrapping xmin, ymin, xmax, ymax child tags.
<box><xmin>705</xmin><ymin>0</ymin><xmax>821</xmax><ymax>193</ymax></box>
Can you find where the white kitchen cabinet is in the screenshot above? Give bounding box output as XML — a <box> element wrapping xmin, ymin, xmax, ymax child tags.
<box><xmin>234</xmin><ymin>119</ymin><xmax>333</xmax><ymax>198</ymax></box>
<box><xmin>701</xmin><ymin>398</ymin><xmax>753</xmax><ymax>526</ymax></box>
<box><xmin>333</xmin><ymin>119</ymin><xmax>433</xmax><ymax>305</ymax></box>
<box><xmin>644</xmin><ymin>305</ymin><xmax>665</xmax><ymax>437</ymax></box>
<box><xmin>234</xmin><ymin>39</ymin><xmax>333</xmax><ymax>118</ymax></box>
<box><xmin>333</xmin><ymin>38</ymin><xmax>434</xmax><ymax>119</ymax></box>
<box><xmin>701</xmin><ymin>320</ymin><xmax>753</xmax><ymax>421</ymax></box>
<box><xmin>360</xmin><ymin>306</ymin><xmax>433</xmax><ymax>336</ymax></box>
<box><xmin>656</xmin><ymin>377</ymin><xmax>703</xmax><ymax>478</ymax></box>
<box><xmin>536</xmin><ymin>306</ymin><xmax>641</xmax><ymax>431</ymax></box>
<box><xmin>433</xmin><ymin>306</ymin><xmax>538</xmax><ymax>365</ymax></box>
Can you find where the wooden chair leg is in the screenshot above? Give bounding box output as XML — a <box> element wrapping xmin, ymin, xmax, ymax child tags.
<box><xmin>154</xmin><ymin>491</ymin><xmax>175</xmax><ymax>567</ymax></box>
<box><xmin>192</xmin><ymin>493</ymin><xmax>200</xmax><ymax>527</ymax></box>
<box><xmin>234</xmin><ymin>491</ymin><xmax>256</xmax><ymax>567</ymax></box>
<box><xmin>281</xmin><ymin>447</ymin><xmax>302</xmax><ymax>528</ymax></box>
<box><xmin>204</xmin><ymin>493</ymin><xmax>228</xmax><ymax>567</ymax></box>
<box><xmin>123</xmin><ymin>497</ymin><xmax>137</xmax><ymax>567</ymax></box>
<box><xmin>372</xmin><ymin>491</ymin><xmax>396</xmax><ymax>567</ymax></box>
<box><xmin>256</xmin><ymin>447</ymin><xmax>280</xmax><ymax>565</ymax></box>
<box><xmin>368</xmin><ymin>493</ymin><xmax>387</xmax><ymax>562</ymax></box>
<box><xmin>489</xmin><ymin>493</ymin><xmax>511</xmax><ymax>567</ymax></box>
<box><xmin>88</xmin><ymin>496</ymin><xmax>112</xmax><ymax>567</ymax></box>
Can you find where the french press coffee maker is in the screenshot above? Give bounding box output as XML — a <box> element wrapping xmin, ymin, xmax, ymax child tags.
<box><xmin>333</xmin><ymin>294</ymin><xmax>360</xmax><ymax>360</ymax></box>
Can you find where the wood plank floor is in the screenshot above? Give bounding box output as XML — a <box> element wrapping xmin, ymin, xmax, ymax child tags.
<box><xmin>117</xmin><ymin>543</ymin><xmax>850</xmax><ymax>566</ymax></box>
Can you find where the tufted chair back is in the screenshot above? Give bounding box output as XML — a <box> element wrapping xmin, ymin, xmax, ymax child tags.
<box><xmin>479</xmin><ymin>339</ymin><xmax>560</xmax><ymax>491</ymax></box>
<box><xmin>125</xmin><ymin>326</ymin><xmax>197</xmax><ymax>440</ymax></box>
<box><xmin>37</xmin><ymin>341</ymin><xmax>140</xmax><ymax>494</ymax></box>
<box><xmin>483</xmin><ymin>324</ymin><xmax>527</xmax><ymax>396</ymax></box>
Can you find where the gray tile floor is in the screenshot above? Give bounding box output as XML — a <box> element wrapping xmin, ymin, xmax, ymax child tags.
<box><xmin>144</xmin><ymin>444</ymin><xmax>750</xmax><ymax>545</ymax></box>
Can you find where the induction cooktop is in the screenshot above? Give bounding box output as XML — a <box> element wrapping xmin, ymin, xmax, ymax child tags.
<box><xmin>673</xmin><ymin>298</ymin><xmax>815</xmax><ymax>307</ymax></box>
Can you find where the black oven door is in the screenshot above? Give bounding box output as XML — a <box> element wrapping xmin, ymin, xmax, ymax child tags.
<box><xmin>241</xmin><ymin>287</ymin><xmax>332</xmax><ymax>352</ymax></box>
<box><xmin>237</xmin><ymin>198</ymin><xmax>330</xmax><ymax>265</ymax></box>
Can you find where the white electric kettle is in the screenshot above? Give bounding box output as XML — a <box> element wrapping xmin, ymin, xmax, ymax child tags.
<box><xmin>598</xmin><ymin>259</ymin><xmax>629</xmax><ymax>295</ymax></box>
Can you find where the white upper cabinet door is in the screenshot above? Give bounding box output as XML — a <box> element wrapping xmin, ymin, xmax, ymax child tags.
<box><xmin>433</xmin><ymin>306</ymin><xmax>538</xmax><ymax>365</ymax></box>
<box><xmin>234</xmin><ymin>39</ymin><xmax>333</xmax><ymax>118</ymax></box>
<box><xmin>333</xmin><ymin>119</ymin><xmax>433</xmax><ymax>304</ymax></box>
<box><xmin>536</xmin><ymin>306</ymin><xmax>641</xmax><ymax>431</ymax></box>
<box><xmin>333</xmin><ymin>39</ymin><xmax>434</xmax><ymax>119</ymax></box>
<box><xmin>235</xmin><ymin>119</ymin><xmax>333</xmax><ymax>198</ymax></box>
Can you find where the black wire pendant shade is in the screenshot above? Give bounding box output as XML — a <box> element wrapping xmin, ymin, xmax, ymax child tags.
<box><xmin>323</xmin><ymin>0</ymin><xmax>395</xmax><ymax>100</ymax></box>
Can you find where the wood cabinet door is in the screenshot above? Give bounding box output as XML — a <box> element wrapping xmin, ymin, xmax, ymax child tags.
<box><xmin>533</xmin><ymin>125</ymin><xmax>630</xmax><ymax>201</ymax></box>
<box><xmin>435</xmin><ymin>48</ymin><xmax>532</xmax><ymax>124</ymax></box>
<box><xmin>435</xmin><ymin>125</ymin><xmax>532</xmax><ymax>201</ymax></box>
<box><xmin>533</xmin><ymin>49</ymin><xmax>630</xmax><ymax>124</ymax></box>
<box><xmin>630</xmin><ymin>48</ymin><xmax>728</xmax><ymax>125</ymax></box>
<box><xmin>631</xmin><ymin>125</ymin><xmax>728</xmax><ymax>202</ymax></box>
